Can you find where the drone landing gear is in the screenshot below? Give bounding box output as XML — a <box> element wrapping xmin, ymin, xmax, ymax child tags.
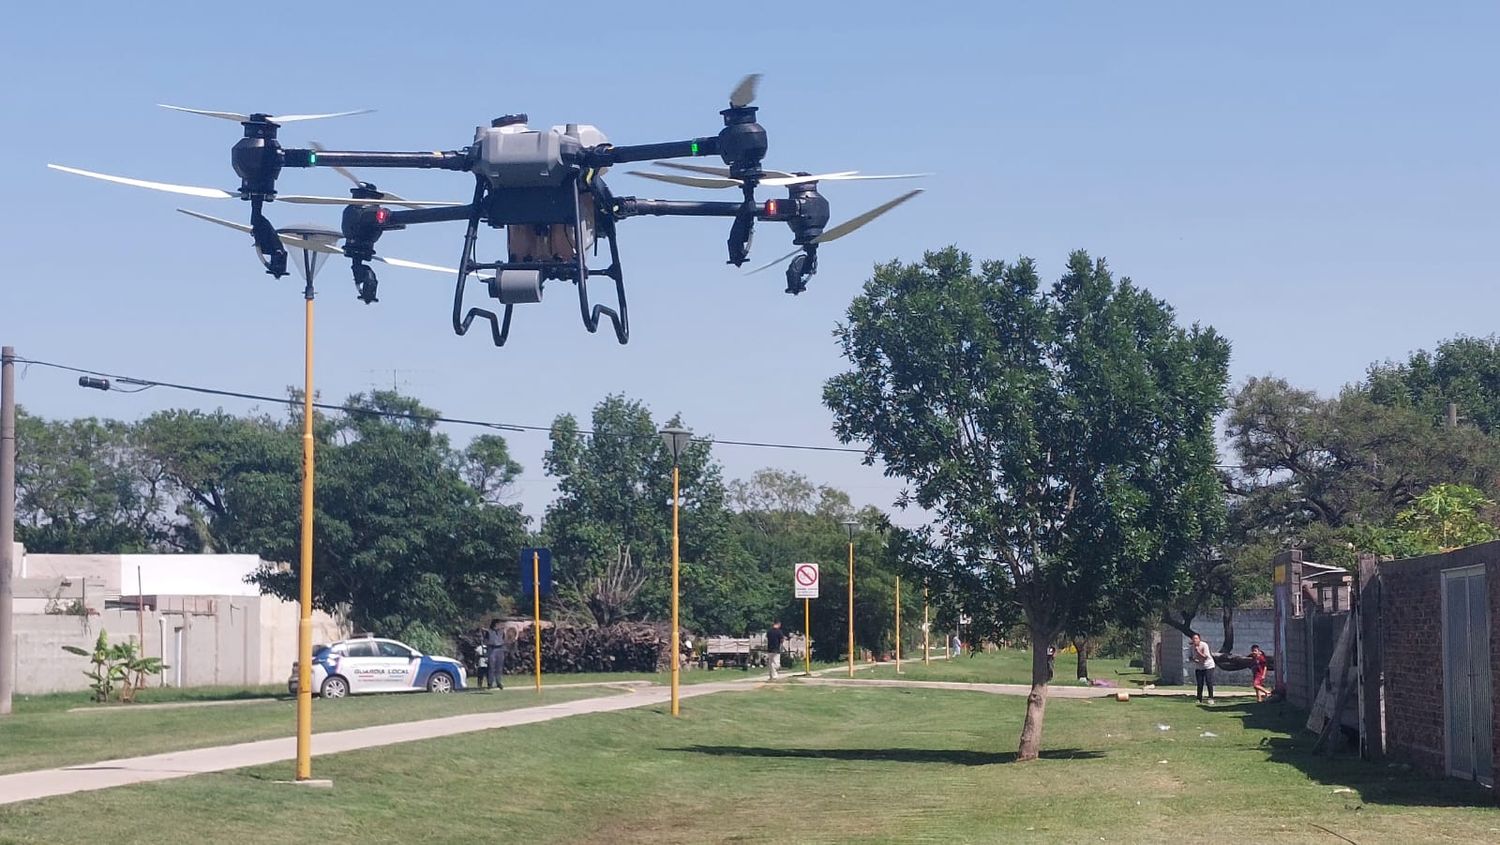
<box><xmin>452</xmin><ymin>180</ymin><xmax>629</xmax><ymax>348</ymax></box>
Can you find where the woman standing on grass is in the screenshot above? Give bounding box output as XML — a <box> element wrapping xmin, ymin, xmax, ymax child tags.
<box><xmin>1189</xmin><ymin>633</ymin><xmax>1215</xmax><ymax>705</ymax></box>
<box><xmin>1250</xmin><ymin>644</ymin><xmax>1270</xmax><ymax>703</ymax></box>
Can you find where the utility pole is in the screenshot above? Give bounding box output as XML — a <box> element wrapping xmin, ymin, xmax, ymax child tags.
<box><xmin>1447</xmin><ymin>402</ymin><xmax>1459</xmax><ymax>429</ymax></box>
<box><xmin>1</xmin><ymin>346</ymin><xmax>16</xmax><ymax>716</ymax></box>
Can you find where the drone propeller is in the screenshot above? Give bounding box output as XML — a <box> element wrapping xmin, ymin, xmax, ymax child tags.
<box><xmin>729</xmin><ymin>74</ymin><xmax>761</xmax><ymax>109</ymax></box>
<box><xmin>750</xmin><ymin>189</ymin><xmax>925</xmax><ymax>274</ymax></box>
<box><xmin>47</xmin><ymin>164</ymin><xmax>460</xmax><ymax>208</ymax></box>
<box><xmin>629</xmin><ymin>166</ymin><xmax>928</xmax><ymax>190</ymax></box>
<box><xmin>159</xmin><ymin>105</ymin><xmax>374</xmax><ymax>125</ymax></box>
<box><xmin>308</xmin><ymin>141</ymin><xmax>408</xmax><ymax>202</ymax></box>
<box><xmin>176</xmin><ymin>209</ymin><xmax>482</xmax><ymax>277</ymax></box>
<box><xmin>650</xmin><ymin>161</ymin><xmax>797</xmax><ymax>180</ymax></box>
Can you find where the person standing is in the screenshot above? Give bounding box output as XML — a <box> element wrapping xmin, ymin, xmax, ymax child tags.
<box><xmin>766</xmin><ymin>620</ymin><xmax>785</xmax><ymax>680</ymax></box>
<box><xmin>1249</xmin><ymin>644</ymin><xmax>1270</xmax><ymax>703</ymax></box>
<box><xmin>949</xmin><ymin>633</ymin><xmax>961</xmax><ymax>658</ymax></box>
<box><xmin>1189</xmin><ymin>633</ymin><xmax>1216</xmax><ymax>704</ymax></box>
<box><xmin>484</xmin><ymin>619</ymin><xmax>507</xmax><ymax>691</ymax></box>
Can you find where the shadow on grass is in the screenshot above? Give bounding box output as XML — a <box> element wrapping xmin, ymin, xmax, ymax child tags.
<box><xmin>1217</xmin><ymin>699</ymin><xmax>1494</xmax><ymax>809</ymax></box>
<box><xmin>665</xmin><ymin>745</ymin><xmax>1104</xmax><ymax>766</ymax></box>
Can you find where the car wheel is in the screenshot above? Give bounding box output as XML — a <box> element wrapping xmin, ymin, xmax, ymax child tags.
<box><xmin>426</xmin><ymin>671</ymin><xmax>455</xmax><ymax>693</ymax></box>
<box><xmin>320</xmin><ymin>676</ymin><xmax>349</xmax><ymax>699</ymax></box>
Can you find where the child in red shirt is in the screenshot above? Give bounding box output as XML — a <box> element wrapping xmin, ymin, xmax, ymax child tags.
<box><xmin>1250</xmin><ymin>644</ymin><xmax>1270</xmax><ymax>702</ymax></box>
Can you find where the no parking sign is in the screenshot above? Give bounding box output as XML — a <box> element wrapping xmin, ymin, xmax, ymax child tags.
<box><xmin>794</xmin><ymin>562</ymin><xmax>820</xmax><ymax>599</ymax></box>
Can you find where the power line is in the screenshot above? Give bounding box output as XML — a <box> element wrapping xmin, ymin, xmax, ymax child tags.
<box><xmin>14</xmin><ymin>356</ymin><xmax>873</xmax><ymax>455</ymax></box>
<box><xmin>13</xmin><ymin>355</ymin><xmax>1250</xmax><ymax>468</ymax></box>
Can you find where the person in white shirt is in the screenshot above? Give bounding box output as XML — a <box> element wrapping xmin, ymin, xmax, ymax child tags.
<box><xmin>1189</xmin><ymin>633</ymin><xmax>1216</xmax><ymax>704</ymax></box>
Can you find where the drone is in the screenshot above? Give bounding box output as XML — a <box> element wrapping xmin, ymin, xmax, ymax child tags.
<box><xmin>48</xmin><ymin>76</ymin><xmax>926</xmax><ymax>346</ymax></box>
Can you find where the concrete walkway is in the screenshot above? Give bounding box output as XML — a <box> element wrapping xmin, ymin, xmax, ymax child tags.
<box><xmin>0</xmin><ymin>682</ymin><xmax>749</xmax><ymax>806</ymax></box>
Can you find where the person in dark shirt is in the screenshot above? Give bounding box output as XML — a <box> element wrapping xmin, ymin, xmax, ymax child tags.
<box><xmin>766</xmin><ymin>620</ymin><xmax>785</xmax><ymax>680</ymax></box>
<box><xmin>483</xmin><ymin>619</ymin><xmax>507</xmax><ymax>690</ymax></box>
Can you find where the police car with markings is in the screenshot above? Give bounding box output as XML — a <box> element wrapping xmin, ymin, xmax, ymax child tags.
<box><xmin>289</xmin><ymin>635</ymin><xmax>468</xmax><ymax>698</ymax></box>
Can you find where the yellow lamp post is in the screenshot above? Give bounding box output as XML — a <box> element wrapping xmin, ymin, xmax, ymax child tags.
<box><xmin>660</xmin><ymin>425</ymin><xmax>693</xmax><ymax>717</ymax></box>
<box><xmin>842</xmin><ymin>519</ymin><xmax>858</xmax><ymax>678</ymax></box>
<box><xmin>280</xmin><ymin>225</ymin><xmax>340</xmax><ymax>783</ymax></box>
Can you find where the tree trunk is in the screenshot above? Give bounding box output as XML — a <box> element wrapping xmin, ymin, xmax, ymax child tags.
<box><xmin>1017</xmin><ymin>627</ymin><xmax>1053</xmax><ymax>762</ymax></box>
<box><xmin>1073</xmin><ymin>636</ymin><xmax>1090</xmax><ymax>680</ymax></box>
<box><xmin>1220</xmin><ymin>604</ymin><xmax>1235</xmax><ymax>655</ymax></box>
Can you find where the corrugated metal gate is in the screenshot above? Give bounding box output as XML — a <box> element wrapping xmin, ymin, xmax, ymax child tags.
<box><xmin>1442</xmin><ymin>565</ymin><xmax>1493</xmax><ymax>784</ymax></box>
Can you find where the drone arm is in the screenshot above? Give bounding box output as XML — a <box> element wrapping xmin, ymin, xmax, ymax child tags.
<box><xmin>580</xmin><ymin>137</ymin><xmax>719</xmax><ymax>168</ymax></box>
<box><xmin>282</xmin><ymin>148</ymin><xmax>471</xmax><ymax>171</ymax></box>
<box><xmin>383</xmin><ymin>204</ymin><xmax>479</xmax><ymax>227</ymax></box>
<box><xmin>612</xmin><ymin>197</ymin><xmax>795</xmax><ymax>221</ymax></box>
<box><xmin>616</xmin><ymin>198</ymin><xmax>741</xmax><ymax>218</ymax></box>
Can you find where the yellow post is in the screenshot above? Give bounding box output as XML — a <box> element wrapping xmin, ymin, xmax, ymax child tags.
<box><xmin>532</xmin><ymin>550</ymin><xmax>542</xmax><ymax>693</ymax></box>
<box><xmin>294</xmin><ymin>293</ymin><xmax>315</xmax><ymax>781</ymax></box>
<box><xmin>670</xmin><ymin>465</ymin><xmax>681</xmax><ymax>716</ymax></box>
<box><xmin>923</xmin><ymin>586</ymin><xmax>930</xmax><ymax>666</ymax></box>
<box><xmin>847</xmin><ymin>538</ymin><xmax>855</xmax><ymax>678</ymax></box>
<box><xmin>895</xmin><ymin>576</ymin><xmax>902</xmax><ymax>674</ymax></box>
<box><xmin>804</xmin><ymin>598</ymin><xmax>811</xmax><ymax>676</ymax></box>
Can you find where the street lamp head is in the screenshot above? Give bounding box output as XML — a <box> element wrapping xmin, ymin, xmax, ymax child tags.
<box><xmin>842</xmin><ymin>519</ymin><xmax>859</xmax><ymax>540</ymax></box>
<box><xmin>274</xmin><ymin>223</ymin><xmax>342</xmax><ymax>285</ymax></box>
<box><xmin>659</xmin><ymin>425</ymin><xmax>693</xmax><ymax>465</ymax></box>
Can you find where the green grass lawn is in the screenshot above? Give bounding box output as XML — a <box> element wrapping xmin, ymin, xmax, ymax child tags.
<box><xmin>0</xmin><ymin>685</ymin><xmax>616</xmax><ymax>776</ymax></box>
<box><xmin>861</xmin><ymin>647</ymin><xmax>1145</xmax><ymax>685</ymax></box>
<box><xmin>2</xmin><ymin>683</ymin><xmax>1494</xmax><ymax>843</ymax></box>
<box><xmin>862</xmin><ymin>648</ymin><xmax>1250</xmax><ymax>694</ymax></box>
<box><xmin>543</xmin><ymin>658</ymin><xmax>853</xmax><ymax>687</ymax></box>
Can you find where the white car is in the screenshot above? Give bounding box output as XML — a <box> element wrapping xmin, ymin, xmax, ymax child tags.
<box><xmin>289</xmin><ymin>636</ymin><xmax>468</xmax><ymax>698</ymax></box>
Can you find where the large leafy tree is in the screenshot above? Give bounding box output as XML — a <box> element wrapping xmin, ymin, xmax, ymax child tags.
<box><xmin>727</xmin><ymin>468</ymin><xmax>900</xmax><ymax>656</ymax></box>
<box><xmin>1367</xmin><ymin>335</ymin><xmax>1500</xmax><ymax>433</ymax></box>
<box><xmin>14</xmin><ymin>409</ymin><xmax>162</xmax><ymax>553</ymax></box>
<box><xmin>542</xmin><ymin>395</ymin><xmax>751</xmax><ymax>632</ymax></box>
<box><xmin>825</xmin><ymin>247</ymin><xmax>1230</xmax><ymax>760</ymax></box>
<box><xmin>1223</xmin><ymin>376</ymin><xmax>1500</xmax><ymax>565</ymax></box>
<box><xmin>246</xmin><ymin>391</ymin><xmax>529</xmax><ymax>647</ymax></box>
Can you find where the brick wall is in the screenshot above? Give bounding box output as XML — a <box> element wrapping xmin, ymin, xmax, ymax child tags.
<box><xmin>1376</xmin><ymin>541</ymin><xmax>1500</xmax><ymax>779</ymax></box>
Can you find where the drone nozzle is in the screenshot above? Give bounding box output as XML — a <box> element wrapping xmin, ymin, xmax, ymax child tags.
<box><xmin>353</xmin><ymin>262</ymin><xmax>379</xmax><ymax>304</ymax></box>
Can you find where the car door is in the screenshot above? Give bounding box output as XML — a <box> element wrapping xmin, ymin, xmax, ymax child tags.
<box><xmin>375</xmin><ymin>640</ymin><xmax>420</xmax><ymax>692</ymax></box>
<box><xmin>340</xmin><ymin>640</ymin><xmax>381</xmax><ymax>692</ymax></box>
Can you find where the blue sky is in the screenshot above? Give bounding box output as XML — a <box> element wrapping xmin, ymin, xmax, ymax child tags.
<box><xmin>1</xmin><ymin>2</ymin><xmax>1496</xmax><ymax>528</ymax></box>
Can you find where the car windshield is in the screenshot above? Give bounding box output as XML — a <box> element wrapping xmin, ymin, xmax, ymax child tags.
<box><xmin>311</xmin><ymin>644</ymin><xmax>330</xmax><ymax>658</ymax></box>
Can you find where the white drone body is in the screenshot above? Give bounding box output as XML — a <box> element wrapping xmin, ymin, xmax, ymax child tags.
<box><xmin>474</xmin><ymin>120</ymin><xmax>608</xmax><ymax>265</ymax></box>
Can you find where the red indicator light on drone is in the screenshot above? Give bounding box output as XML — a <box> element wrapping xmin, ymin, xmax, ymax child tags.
<box><xmin>374</xmin><ymin>207</ymin><xmax>390</xmax><ymax>225</ymax></box>
<box><xmin>765</xmin><ymin>199</ymin><xmax>779</xmax><ymax>216</ymax></box>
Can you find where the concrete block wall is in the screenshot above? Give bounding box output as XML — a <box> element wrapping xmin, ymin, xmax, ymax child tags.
<box><xmin>1156</xmin><ymin>609</ymin><xmax>1275</xmax><ymax>687</ymax></box>
<box><xmin>8</xmin><ymin>597</ymin><xmax>346</xmax><ymax>695</ymax></box>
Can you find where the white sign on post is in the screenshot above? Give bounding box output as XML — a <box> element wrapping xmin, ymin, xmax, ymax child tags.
<box><xmin>794</xmin><ymin>562</ymin><xmax>820</xmax><ymax>599</ymax></box>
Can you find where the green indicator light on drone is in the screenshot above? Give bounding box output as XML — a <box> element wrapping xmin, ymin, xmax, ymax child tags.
<box><xmin>690</xmin><ymin>142</ymin><xmax>699</xmax><ymax>155</ymax></box>
<box><xmin>308</xmin><ymin>152</ymin><xmax>318</xmax><ymax>164</ymax></box>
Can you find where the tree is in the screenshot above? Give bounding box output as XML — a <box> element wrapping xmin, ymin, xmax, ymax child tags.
<box><xmin>825</xmin><ymin>248</ymin><xmax>1230</xmax><ymax>760</ymax></box>
<box><xmin>728</xmin><ymin>469</ymin><xmax>901</xmax><ymax>657</ymax></box>
<box><xmin>1223</xmin><ymin>376</ymin><xmax>1500</xmax><ymax>565</ymax></box>
<box><xmin>1367</xmin><ymin>335</ymin><xmax>1500</xmax><ymax>433</ymax></box>
<box><xmin>14</xmin><ymin>409</ymin><xmax>162</xmax><ymax>552</ymax></box>
<box><xmin>131</xmin><ymin>407</ymin><xmax>299</xmax><ymax>552</ymax></box>
<box><xmin>542</xmin><ymin>395</ymin><xmax>751</xmax><ymax>632</ymax></box>
<box><xmin>247</xmin><ymin>391</ymin><xmax>529</xmax><ymax>644</ymax></box>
